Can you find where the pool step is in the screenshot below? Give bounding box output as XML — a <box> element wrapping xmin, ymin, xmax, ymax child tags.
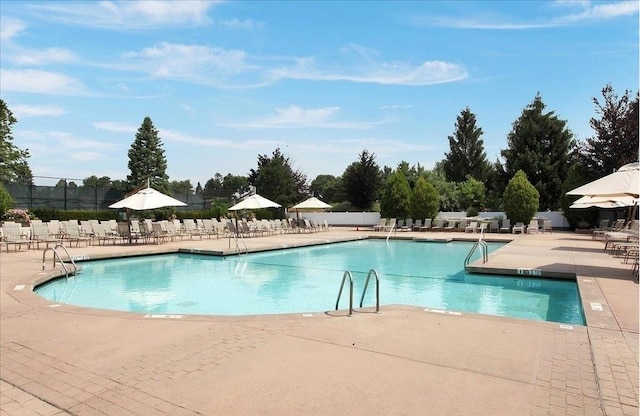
<box><xmin>413</xmin><ymin>237</ymin><xmax>452</xmax><ymax>243</ymax></box>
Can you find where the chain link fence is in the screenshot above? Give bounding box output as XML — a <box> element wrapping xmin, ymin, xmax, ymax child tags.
<box><xmin>5</xmin><ymin>178</ymin><xmax>235</xmax><ymax>212</ymax></box>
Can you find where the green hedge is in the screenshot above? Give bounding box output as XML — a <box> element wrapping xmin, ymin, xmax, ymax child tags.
<box><xmin>31</xmin><ymin>208</ymin><xmax>119</xmax><ymax>222</ymax></box>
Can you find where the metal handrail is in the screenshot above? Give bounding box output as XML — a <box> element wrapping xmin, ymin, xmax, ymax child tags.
<box><xmin>335</xmin><ymin>271</ymin><xmax>354</xmax><ymax>316</ymax></box>
<box><xmin>359</xmin><ymin>269</ymin><xmax>380</xmax><ymax>313</ymax></box>
<box><xmin>42</xmin><ymin>244</ymin><xmax>77</xmax><ymax>278</ymax></box>
<box><xmin>464</xmin><ymin>237</ymin><xmax>488</xmax><ymax>267</ymax></box>
<box><xmin>385</xmin><ymin>223</ymin><xmax>396</xmax><ymax>242</ymax></box>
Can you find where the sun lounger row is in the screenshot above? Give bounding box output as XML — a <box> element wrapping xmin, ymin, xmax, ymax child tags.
<box><xmin>599</xmin><ymin>220</ymin><xmax>639</xmax><ymax>274</ymax></box>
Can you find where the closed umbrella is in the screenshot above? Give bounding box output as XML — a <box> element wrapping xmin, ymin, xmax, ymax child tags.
<box><xmin>228</xmin><ymin>194</ymin><xmax>281</xmax><ymax>211</ymax></box>
<box><xmin>109</xmin><ymin>187</ymin><xmax>187</xmax><ymax>210</ymax></box>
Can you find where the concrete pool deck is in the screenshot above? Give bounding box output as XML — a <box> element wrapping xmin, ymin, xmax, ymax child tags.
<box><xmin>0</xmin><ymin>229</ymin><xmax>637</xmax><ymax>415</ymax></box>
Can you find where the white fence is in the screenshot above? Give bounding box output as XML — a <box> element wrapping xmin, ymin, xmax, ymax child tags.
<box><xmin>289</xmin><ymin>211</ymin><xmax>571</xmax><ymax>228</ymax></box>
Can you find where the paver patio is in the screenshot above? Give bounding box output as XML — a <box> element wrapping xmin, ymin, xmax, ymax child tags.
<box><xmin>0</xmin><ymin>228</ymin><xmax>637</xmax><ymax>415</ymax></box>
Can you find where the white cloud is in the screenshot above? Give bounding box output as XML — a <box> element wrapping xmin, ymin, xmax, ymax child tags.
<box><xmin>12</xmin><ymin>104</ymin><xmax>66</xmax><ymax>118</ymax></box>
<box><xmin>159</xmin><ymin>128</ymin><xmax>276</xmax><ymax>149</ymax></box>
<box><xmin>10</xmin><ymin>47</ymin><xmax>77</xmax><ymax>66</ymax></box>
<box><xmin>122</xmin><ymin>42</ymin><xmax>249</xmax><ymax>84</ymax></box>
<box><xmin>414</xmin><ymin>0</ymin><xmax>639</xmax><ymax>30</ymax></box>
<box><xmin>0</xmin><ymin>17</ymin><xmax>27</xmax><ymax>41</ymax></box>
<box><xmin>224</xmin><ymin>106</ymin><xmax>387</xmax><ymax>130</ymax></box>
<box><xmin>0</xmin><ymin>69</ymin><xmax>87</xmax><ymax>95</ymax></box>
<box><xmin>218</xmin><ymin>18</ymin><xmax>264</xmax><ymax>30</ymax></box>
<box><xmin>30</xmin><ymin>0</ymin><xmax>217</xmax><ymax>29</ymax></box>
<box><xmin>93</xmin><ymin>121</ymin><xmax>137</xmax><ymax>133</ymax></box>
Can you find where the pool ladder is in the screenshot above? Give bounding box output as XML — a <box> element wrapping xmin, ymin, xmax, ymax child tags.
<box><xmin>464</xmin><ymin>231</ymin><xmax>488</xmax><ymax>269</ymax></box>
<box><xmin>335</xmin><ymin>269</ymin><xmax>380</xmax><ymax>317</ymax></box>
<box><xmin>42</xmin><ymin>244</ymin><xmax>79</xmax><ymax>278</ymax></box>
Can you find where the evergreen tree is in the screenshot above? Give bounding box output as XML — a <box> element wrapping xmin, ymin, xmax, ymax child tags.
<box><xmin>442</xmin><ymin>107</ymin><xmax>490</xmax><ymax>183</ymax></box>
<box><xmin>578</xmin><ymin>84</ymin><xmax>639</xmax><ymax>179</ymax></box>
<box><xmin>342</xmin><ymin>149</ymin><xmax>382</xmax><ymax>210</ymax></box>
<box><xmin>248</xmin><ymin>148</ymin><xmax>307</xmax><ymax>207</ymax></box>
<box><xmin>195</xmin><ymin>182</ymin><xmax>203</xmax><ymax>195</ymax></box>
<box><xmin>127</xmin><ymin>117</ymin><xmax>169</xmax><ymax>192</ymax></box>
<box><xmin>502</xmin><ymin>170</ymin><xmax>539</xmax><ymax>224</ymax></box>
<box><xmin>380</xmin><ymin>170</ymin><xmax>412</xmax><ymax>218</ymax></box>
<box><xmin>0</xmin><ymin>99</ymin><xmax>32</xmax><ymax>184</ymax></box>
<box><xmin>501</xmin><ymin>94</ymin><xmax>573</xmax><ymax>210</ymax></box>
<box><xmin>410</xmin><ymin>176</ymin><xmax>439</xmax><ymax>220</ymax></box>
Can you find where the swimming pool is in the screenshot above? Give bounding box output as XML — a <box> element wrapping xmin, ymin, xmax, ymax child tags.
<box><xmin>35</xmin><ymin>240</ymin><xmax>584</xmax><ymax>325</ymax></box>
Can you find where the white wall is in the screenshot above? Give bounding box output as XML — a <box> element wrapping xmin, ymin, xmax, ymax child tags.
<box><xmin>289</xmin><ymin>211</ymin><xmax>570</xmax><ymax>228</ymax></box>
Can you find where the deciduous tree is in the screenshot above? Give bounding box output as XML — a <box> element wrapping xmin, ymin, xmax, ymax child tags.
<box><xmin>380</xmin><ymin>170</ymin><xmax>411</xmax><ymax>218</ymax></box>
<box><xmin>502</xmin><ymin>170</ymin><xmax>539</xmax><ymax>224</ymax></box>
<box><xmin>410</xmin><ymin>176</ymin><xmax>439</xmax><ymax>220</ymax></box>
<box><xmin>578</xmin><ymin>84</ymin><xmax>639</xmax><ymax>179</ymax></box>
<box><xmin>0</xmin><ymin>99</ymin><xmax>32</xmax><ymax>184</ymax></box>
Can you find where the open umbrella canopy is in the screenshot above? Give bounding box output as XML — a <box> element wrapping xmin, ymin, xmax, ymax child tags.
<box><xmin>228</xmin><ymin>194</ymin><xmax>281</xmax><ymax>211</ymax></box>
<box><xmin>291</xmin><ymin>197</ymin><xmax>332</xmax><ymax>210</ymax></box>
<box><xmin>567</xmin><ymin>162</ymin><xmax>640</xmax><ymax>198</ymax></box>
<box><xmin>569</xmin><ymin>195</ymin><xmax>638</xmax><ymax>209</ymax></box>
<box><xmin>109</xmin><ymin>187</ymin><xmax>187</xmax><ymax>210</ymax></box>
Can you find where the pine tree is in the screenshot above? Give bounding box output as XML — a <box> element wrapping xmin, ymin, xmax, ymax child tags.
<box><xmin>500</xmin><ymin>95</ymin><xmax>573</xmax><ymax>210</ymax></box>
<box><xmin>342</xmin><ymin>149</ymin><xmax>382</xmax><ymax>210</ymax></box>
<box><xmin>127</xmin><ymin>117</ymin><xmax>169</xmax><ymax>192</ymax></box>
<box><xmin>248</xmin><ymin>148</ymin><xmax>307</xmax><ymax>207</ymax></box>
<box><xmin>442</xmin><ymin>107</ymin><xmax>490</xmax><ymax>183</ymax></box>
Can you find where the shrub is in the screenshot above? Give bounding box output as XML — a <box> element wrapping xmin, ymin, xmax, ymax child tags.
<box><xmin>0</xmin><ymin>183</ymin><xmax>14</xmax><ymax>215</ymax></box>
<box><xmin>410</xmin><ymin>177</ymin><xmax>439</xmax><ymax>220</ymax></box>
<box><xmin>502</xmin><ymin>170</ymin><xmax>539</xmax><ymax>223</ymax></box>
<box><xmin>2</xmin><ymin>208</ymin><xmax>36</xmax><ymax>225</ymax></box>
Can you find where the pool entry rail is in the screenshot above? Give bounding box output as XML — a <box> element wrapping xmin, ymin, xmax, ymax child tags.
<box><xmin>359</xmin><ymin>269</ymin><xmax>381</xmax><ymax>313</ymax></box>
<box><xmin>42</xmin><ymin>244</ymin><xmax>78</xmax><ymax>278</ymax></box>
<box><xmin>464</xmin><ymin>236</ymin><xmax>488</xmax><ymax>269</ymax></box>
<box><xmin>335</xmin><ymin>271</ymin><xmax>354</xmax><ymax>316</ymax></box>
<box><xmin>336</xmin><ymin>269</ymin><xmax>381</xmax><ymax>316</ymax></box>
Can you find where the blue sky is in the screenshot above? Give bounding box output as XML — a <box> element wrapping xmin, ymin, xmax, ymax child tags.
<box><xmin>1</xmin><ymin>1</ymin><xmax>638</xmax><ymax>187</ymax></box>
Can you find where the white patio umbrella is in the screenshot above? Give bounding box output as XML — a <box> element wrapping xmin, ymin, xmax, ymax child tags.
<box><xmin>228</xmin><ymin>194</ymin><xmax>281</xmax><ymax>211</ymax></box>
<box><xmin>566</xmin><ymin>162</ymin><xmax>640</xmax><ymax>198</ymax></box>
<box><xmin>291</xmin><ymin>196</ymin><xmax>332</xmax><ymax>210</ymax></box>
<box><xmin>109</xmin><ymin>186</ymin><xmax>187</xmax><ymax>210</ymax></box>
<box><xmin>569</xmin><ymin>195</ymin><xmax>638</xmax><ymax>209</ymax></box>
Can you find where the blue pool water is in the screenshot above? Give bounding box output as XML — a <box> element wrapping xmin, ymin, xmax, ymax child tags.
<box><xmin>35</xmin><ymin>240</ymin><xmax>584</xmax><ymax>324</ymax></box>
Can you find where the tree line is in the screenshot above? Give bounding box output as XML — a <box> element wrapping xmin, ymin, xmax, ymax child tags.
<box><xmin>1</xmin><ymin>84</ymin><xmax>637</xmax><ymax>225</ymax></box>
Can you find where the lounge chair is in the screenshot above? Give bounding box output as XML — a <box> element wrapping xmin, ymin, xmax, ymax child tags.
<box><xmin>489</xmin><ymin>220</ymin><xmax>499</xmax><ymax>233</ymax></box>
<box><xmin>64</xmin><ymin>223</ymin><xmax>92</xmax><ymax>247</ymax></box>
<box><xmin>2</xmin><ymin>223</ymin><xmax>31</xmax><ymax>252</ymax></box>
<box><xmin>592</xmin><ymin>219</ymin><xmax>610</xmax><ymax>240</ymax></box>
<box><xmin>431</xmin><ymin>218</ymin><xmax>444</xmax><ymax>231</ymax></box>
<box><xmin>412</xmin><ymin>219</ymin><xmax>422</xmax><ymax>231</ymax></box>
<box><xmin>31</xmin><ymin>223</ymin><xmax>62</xmax><ymax>250</ymax></box>
<box><xmin>383</xmin><ymin>218</ymin><xmax>397</xmax><ymax>232</ymax></box>
<box><xmin>512</xmin><ymin>222</ymin><xmax>525</xmax><ymax>234</ymax></box>
<box><xmin>465</xmin><ymin>221</ymin><xmax>478</xmax><ymax>233</ymax></box>
<box><xmin>542</xmin><ymin>220</ymin><xmax>552</xmax><ymax>234</ymax></box>
<box><xmin>444</xmin><ymin>220</ymin><xmax>457</xmax><ymax>232</ymax></box>
<box><xmin>400</xmin><ymin>219</ymin><xmax>413</xmax><ymax>231</ymax></box>
<box><xmin>500</xmin><ymin>219</ymin><xmax>511</xmax><ymax>233</ymax></box>
<box><xmin>527</xmin><ymin>219</ymin><xmax>540</xmax><ymax>234</ymax></box>
<box><xmin>419</xmin><ymin>219</ymin><xmax>432</xmax><ymax>231</ymax></box>
<box><xmin>456</xmin><ymin>219</ymin><xmax>467</xmax><ymax>232</ymax></box>
<box><xmin>373</xmin><ymin>218</ymin><xmax>387</xmax><ymax>232</ymax></box>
